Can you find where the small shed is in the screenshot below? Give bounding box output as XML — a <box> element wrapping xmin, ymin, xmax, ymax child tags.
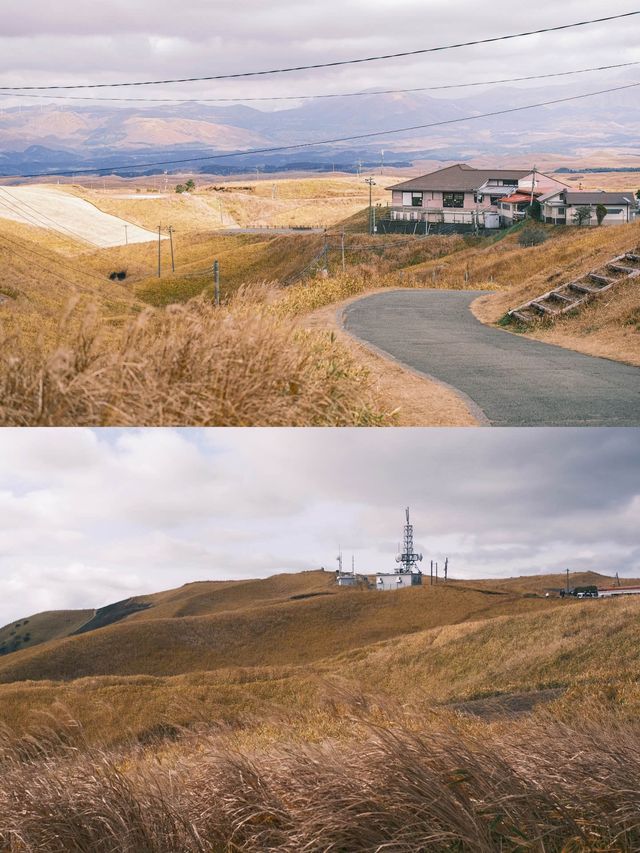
<box><xmin>375</xmin><ymin>572</ymin><xmax>422</xmax><ymax>591</ymax></box>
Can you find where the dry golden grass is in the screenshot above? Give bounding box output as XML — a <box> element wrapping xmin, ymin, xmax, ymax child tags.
<box><xmin>471</xmin><ymin>222</ymin><xmax>640</xmax><ymax>364</ymax></box>
<box><xmin>0</xmin><ymin>578</ymin><xmax>560</xmax><ymax>685</ymax></box>
<box><xmin>0</xmin><ymin>218</ymin><xmax>138</xmax><ymax>346</ymax></box>
<box><xmin>2</xmin><ymin>697</ymin><xmax>640</xmax><ymax>850</ymax></box>
<box><xmin>3</xmin><ymin>176</ymin><xmax>639</xmax><ymax>427</ymax></box>
<box><xmin>84</xmin><ymin>175</ymin><xmax>392</xmax><ymax>233</ymax></box>
<box><xmin>0</xmin><ymin>610</ymin><xmax>93</xmax><ymax>658</ymax></box>
<box><xmin>0</xmin><ymin>285</ymin><xmax>388</xmax><ymax>426</ymax></box>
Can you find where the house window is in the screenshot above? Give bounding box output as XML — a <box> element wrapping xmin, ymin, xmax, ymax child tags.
<box><xmin>402</xmin><ymin>191</ymin><xmax>423</xmax><ymax>207</ymax></box>
<box><xmin>607</xmin><ymin>208</ymin><xmax>622</xmax><ymax>214</ymax></box>
<box><xmin>503</xmin><ymin>179</ymin><xmax>518</xmax><ymax>186</ymax></box>
<box><xmin>557</xmin><ymin>206</ymin><xmax>565</xmax><ymax>214</ymax></box>
<box><xmin>443</xmin><ymin>192</ymin><xmax>465</xmax><ymax>208</ymax></box>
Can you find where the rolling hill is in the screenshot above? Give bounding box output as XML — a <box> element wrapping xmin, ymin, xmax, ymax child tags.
<box><xmin>0</xmin><ymin>566</ymin><xmax>637</xmax><ymax>753</ymax></box>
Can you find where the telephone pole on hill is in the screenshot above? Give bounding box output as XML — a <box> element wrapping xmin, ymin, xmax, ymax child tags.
<box><xmin>168</xmin><ymin>226</ymin><xmax>175</xmax><ymax>273</ymax></box>
<box><xmin>364</xmin><ymin>176</ymin><xmax>376</xmax><ymax>235</ymax></box>
<box><xmin>157</xmin><ymin>226</ymin><xmax>162</xmax><ymax>277</ymax></box>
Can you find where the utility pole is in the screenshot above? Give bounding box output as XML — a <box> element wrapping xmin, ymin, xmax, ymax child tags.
<box><xmin>157</xmin><ymin>226</ymin><xmax>162</xmax><ymax>278</ymax></box>
<box><xmin>444</xmin><ymin>557</ymin><xmax>448</xmax><ymax>582</ymax></box>
<box><xmin>364</xmin><ymin>176</ymin><xmax>376</xmax><ymax>235</ymax></box>
<box><xmin>530</xmin><ymin>164</ymin><xmax>537</xmax><ymax>216</ymax></box>
<box><xmin>565</xmin><ymin>567</ymin><xmax>570</xmax><ymax>595</ymax></box>
<box><xmin>213</xmin><ymin>259</ymin><xmax>220</xmax><ymax>306</ymax></box>
<box><xmin>168</xmin><ymin>226</ymin><xmax>175</xmax><ymax>273</ymax></box>
<box><xmin>430</xmin><ymin>560</ymin><xmax>433</xmax><ymax>586</ymax></box>
<box><xmin>341</xmin><ymin>228</ymin><xmax>346</xmax><ymax>272</ymax></box>
<box><xmin>124</xmin><ymin>224</ymin><xmax>128</xmax><ymax>245</ymax></box>
<box><xmin>435</xmin><ymin>562</ymin><xmax>438</xmax><ymax>584</ymax></box>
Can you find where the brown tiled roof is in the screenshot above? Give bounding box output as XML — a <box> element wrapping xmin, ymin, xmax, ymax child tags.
<box><xmin>388</xmin><ymin>163</ymin><xmax>530</xmax><ymax>192</ymax></box>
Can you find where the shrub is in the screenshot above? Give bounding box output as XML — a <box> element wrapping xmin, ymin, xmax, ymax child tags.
<box><xmin>517</xmin><ymin>226</ymin><xmax>548</xmax><ymax>247</ymax></box>
<box><xmin>573</xmin><ymin>206</ymin><xmax>592</xmax><ymax>227</ymax></box>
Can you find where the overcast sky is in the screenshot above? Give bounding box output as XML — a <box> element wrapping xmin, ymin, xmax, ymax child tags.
<box><xmin>1</xmin><ymin>0</ymin><xmax>639</xmax><ymax>105</ymax></box>
<box><xmin>1</xmin><ymin>427</ymin><xmax>638</xmax><ymax>626</ymax></box>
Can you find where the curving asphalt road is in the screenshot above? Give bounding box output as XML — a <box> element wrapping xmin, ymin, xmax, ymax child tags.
<box><xmin>343</xmin><ymin>290</ymin><xmax>640</xmax><ymax>426</ymax></box>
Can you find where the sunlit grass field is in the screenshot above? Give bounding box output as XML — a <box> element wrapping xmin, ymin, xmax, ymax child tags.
<box><xmin>1</xmin><ymin>175</ymin><xmax>639</xmax><ymax>425</ymax></box>
<box><xmin>3</xmin><ymin>569</ymin><xmax>640</xmax><ymax>850</ymax></box>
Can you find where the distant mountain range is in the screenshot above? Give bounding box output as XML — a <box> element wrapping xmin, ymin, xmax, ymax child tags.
<box><xmin>0</xmin><ymin>78</ymin><xmax>638</xmax><ymax>176</ymax></box>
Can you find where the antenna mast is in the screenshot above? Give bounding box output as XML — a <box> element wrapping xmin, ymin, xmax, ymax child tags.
<box><xmin>395</xmin><ymin>507</ymin><xmax>423</xmax><ymax>574</ymax></box>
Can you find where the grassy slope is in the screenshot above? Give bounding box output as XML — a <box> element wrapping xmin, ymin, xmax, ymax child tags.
<box><xmin>0</xmin><ymin>610</ymin><xmax>93</xmax><ymax>657</ymax></box>
<box><xmin>0</xmin><ymin>218</ymin><xmax>140</xmax><ymax>345</ymax></box>
<box><xmin>470</xmin><ymin>221</ymin><xmax>640</xmax><ymax>365</ymax></box>
<box><xmin>2</xmin><ymin>579</ymin><xmax>640</xmax><ymax>743</ymax></box>
<box><xmin>0</xmin><ymin>576</ymin><xmax>561</xmax><ymax>683</ymax></box>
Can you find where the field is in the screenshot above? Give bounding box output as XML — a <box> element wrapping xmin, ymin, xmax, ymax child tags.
<box><xmin>3</xmin><ymin>569</ymin><xmax>640</xmax><ymax>850</ymax></box>
<box><xmin>1</xmin><ymin>172</ymin><xmax>639</xmax><ymax>425</ymax></box>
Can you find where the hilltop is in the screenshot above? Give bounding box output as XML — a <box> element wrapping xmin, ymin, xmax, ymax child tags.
<box><xmin>2</xmin><ymin>568</ymin><xmax>640</xmax><ymax>740</ymax></box>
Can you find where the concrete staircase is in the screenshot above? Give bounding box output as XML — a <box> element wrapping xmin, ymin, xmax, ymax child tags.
<box><xmin>508</xmin><ymin>249</ymin><xmax>640</xmax><ymax>324</ymax></box>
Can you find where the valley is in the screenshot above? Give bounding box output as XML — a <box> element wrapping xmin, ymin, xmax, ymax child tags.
<box><xmin>0</xmin><ymin>172</ymin><xmax>639</xmax><ymax>426</ymax></box>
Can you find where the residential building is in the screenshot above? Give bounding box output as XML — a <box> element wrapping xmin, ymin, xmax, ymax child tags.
<box><xmin>539</xmin><ymin>190</ymin><xmax>637</xmax><ymax>226</ymax></box>
<box><xmin>387</xmin><ymin>164</ymin><xmax>567</xmax><ymax>229</ymax></box>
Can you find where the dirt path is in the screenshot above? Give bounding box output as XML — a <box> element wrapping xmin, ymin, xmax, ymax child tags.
<box><xmin>0</xmin><ymin>185</ymin><xmax>161</xmax><ymax>248</ymax></box>
<box><xmin>302</xmin><ymin>292</ymin><xmax>481</xmax><ymax>427</ymax></box>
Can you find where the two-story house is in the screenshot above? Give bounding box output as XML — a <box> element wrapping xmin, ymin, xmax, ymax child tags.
<box><xmin>387</xmin><ymin>163</ymin><xmax>569</xmax><ymax>229</ymax></box>
<box><xmin>388</xmin><ymin>164</ymin><xmax>530</xmax><ymax>228</ymax></box>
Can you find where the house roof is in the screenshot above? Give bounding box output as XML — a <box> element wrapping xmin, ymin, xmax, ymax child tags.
<box><xmin>563</xmin><ymin>191</ymin><xmax>634</xmax><ymax>205</ymax></box>
<box><xmin>501</xmin><ymin>192</ymin><xmax>536</xmax><ymax>204</ymax></box>
<box><xmin>388</xmin><ymin>163</ymin><xmax>530</xmax><ymax>193</ymax></box>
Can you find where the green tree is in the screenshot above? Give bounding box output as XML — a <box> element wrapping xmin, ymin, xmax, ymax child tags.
<box><xmin>185</xmin><ymin>179</ymin><xmax>196</xmax><ymax>192</ymax></box>
<box><xmin>595</xmin><ymin>203</ymin><xmax>608</xmax><ymax>226</ymax></box>
<box><xmin>175</xmin><ymin>184</ymin><xmax>186</xmax><ymax>194</ymax></box>
<box><xmin>572</xmin><ymin>205</ymin><xmax>592</xmax><ymax>227</ymax></box>
<box><xmin>527</xmin><ymin>198</ymin><xmax>542</xmax><ymax>221</ymax></box>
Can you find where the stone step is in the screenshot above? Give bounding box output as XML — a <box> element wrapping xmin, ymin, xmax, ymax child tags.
<box><xmin>587</xmin><ymin>273</ymin><xmax>612</xmax><ymax>286</ymax></box>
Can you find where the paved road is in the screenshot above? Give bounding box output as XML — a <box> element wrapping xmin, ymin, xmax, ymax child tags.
<box><xmin>343</xmin><ymin>290</ymin><xmax>640</xmax><ymax>426</ymax></box>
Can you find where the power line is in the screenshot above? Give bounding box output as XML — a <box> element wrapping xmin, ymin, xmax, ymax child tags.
<box><xmin>0</xmin><ymin>230</ymin><xmax>118</xmax><ymax>285</ymax></box>
<box><xmin>2</xmin><ymin>60</ymin><xmax>639</xmax><ymax>104</ymax></box>
<box><xmin>9</xmin><ymin>79</ymin><xmax>640</xmax><ymax>180</ymax></box>
<box><xmin>2</xmin><ymin>11</ymin><xmax>638</xmax><ymax>90</ymax></box>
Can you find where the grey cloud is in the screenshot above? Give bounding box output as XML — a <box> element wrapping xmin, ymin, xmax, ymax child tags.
<box><xmin>0</xmin><ymin>0</ymin><xmax>637</xmax><ymax>98</ymax></box>
<box><xmin>0</xmin><ymin>427</ymin><xmax>639</xmax><ymax>627</ymax></box>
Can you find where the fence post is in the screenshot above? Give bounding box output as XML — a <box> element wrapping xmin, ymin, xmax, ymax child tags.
<box><xmin>214</xmin><ymin>260</ymin><xmax>220</xmax><ymax>306</ymax></box>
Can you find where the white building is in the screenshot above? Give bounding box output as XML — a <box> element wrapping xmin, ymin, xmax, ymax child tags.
<box><xmin>539</xmin><ymin>190</ymin><xmax>637</xmax><ymax>226</ymax></box>
<box><xmin>375</xmin><ymin>507</ymin><xmax>423</xmax><ymax>591</ymax></box>
<box><xmin>599</xmin><ymin>585</ymin><xmax>640</xmax><ymax>598</ymax></box>
<box><xmin>375</xmin><ymin>572</ymin><xmax>423</xmax><ymax>591</ymax></box>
